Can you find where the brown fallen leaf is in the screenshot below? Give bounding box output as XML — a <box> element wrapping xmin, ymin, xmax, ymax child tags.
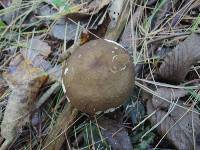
<box><xmin>26</xmin><ymin>38</ymin><xmax>51</xmax><ymax>58</ymax></box>
<box><xmin>98</xmin><ymin>116</ymin><xmax>133</xmax><ymax>150</ymax></box>
<box><xmin>49</xmin><ymin>1</ymin><xmax>109</xmax><ymax>41</ymax></box>
<box><xmin>50</xmin><ymin>16</ymin><xmax>90</xmax><ymax>41</ymax></box>
<box><xmin>0</xmin><ymin>54</ymin><xmax>48</xmax><ymax>150</ymax></box>
<box><xmin>151</xmin><ymin>87</ymin><xmax>187</xmax><ymax>109</ymax></box>
<box><xmin>158</xmin><ymin>33</ymin><xmax>200</xmax><ymax>84</ymax></box>
<box><xmin>21</xmin><ymin>38</ymin><xmax>52</xmax><ymax>71</ymax></box>
<box><xmin>50</xmin><ymin>18</ymin><xmax>78</xmax><ymax>41</ymax></box>
<box><xmin>146</xmin><ymin>87</ymin><xmax>200</xmax><ymax>150</ymax></box>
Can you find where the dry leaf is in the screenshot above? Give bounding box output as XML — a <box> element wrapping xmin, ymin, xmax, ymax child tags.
<box><xmin>27</xmin><ymin>38</ymin><xmax>51</xmax><ymax>58</ymax></box>
<box><xmin>151</xmin><ymin>88</ymin><xmax>187</xmax><ymax>109</ymax></box>
<box><xmin>0</xmin><ymin>54</ymin><xmax>48</xmax><ymax>149</ymax></box>
<box><xmin>98</xmin><ymin>117</ymin><xmax>133</xmax><ymax>150</ymax></box>
<box><xmin>51</xmin><ymin>18</ymin><xmax>77</xmax><ymax>40</ymax></box>
<box><xmin>147</xmin><ymin>87</ymin><xmax>200</xmax><ymax>150</ymax></box>
<box><xmin>159</xmin><ymin>33</ymin><xmax>200</xmax><ymax>84</ymax></box>
<box><xmin>21</xmin><ymin>38</ymin><xmax>52</xmax><ymax>71</ymax></box>
<box><xmin>50</xmin><ymin>17</ymin><xmax>88</xmax><ymax>41</ymax></box>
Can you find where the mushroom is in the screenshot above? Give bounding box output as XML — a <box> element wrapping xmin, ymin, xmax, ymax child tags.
<box><xmin>62</xmin><ymin>39</ymin><xmax>134</xmax><ymax>114</ymax></box>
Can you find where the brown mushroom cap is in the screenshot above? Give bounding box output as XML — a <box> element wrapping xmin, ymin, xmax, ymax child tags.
<box><xmin>62</xmin><ymin>39</ymin><xmax>134</xmax><ymax>114</ymax></box>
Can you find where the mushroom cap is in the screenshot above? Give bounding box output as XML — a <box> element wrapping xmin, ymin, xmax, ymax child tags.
<box><xmin>63</xmin><ymin>39</ymin><xmax>134</xmax><ymax>114</ymax></box>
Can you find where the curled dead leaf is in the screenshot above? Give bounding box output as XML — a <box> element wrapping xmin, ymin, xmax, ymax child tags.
<box><xmin>151</xmin><ymin>88</ymin><xmax>187</xmax><ymax>109</ymax></box>
<box><xmin>98</xmin><ymin>116</ymin><xmax>133</xmax><ymax>150</ymax></box>
<box><xmin>0</xmin><ymin>54</ymin><xmax>48</xmax><ymax>149</ymax></box>
<box><xmin>26</xmin><ymin>38</ymin><xmax>51</xmax><ymax>58</ymax></box>
<box><xmin>146</xmin><ymin>87</ymin><xmax>200</xmax><ymax>150</ymax></box>
<box><xmin>21</xmin><ymin>38</ymin><xmax>52</xmax><ymax>71</ymax></box>
<box><xmin>158</xmin><ymin>33</ymin><xmax>200</xmax><ymax>84</ymax></box>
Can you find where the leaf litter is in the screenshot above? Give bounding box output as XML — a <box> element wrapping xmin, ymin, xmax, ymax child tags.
<box><xmin>1</xmin><ymin>54</ymin><xmax>48</xmax><ymax>150</ymax></box>
<box><xmin>0</xmin><ymin>0</ymin><xmax>200</xmax><ymax>149</ymax></box>
<box><xmin>146</xmin><ymin>88</ymin><xmax>200</xmax><ymax>149</ymax></box>
<box><xmin>158</xmin><ymin>33</ymin><xmax>200</xmax><ymax>84</ymax></box>
<box><xmin>97</xmin><ymin>116</ymin><xmax>133</xmax><ymax>150</ymax></box>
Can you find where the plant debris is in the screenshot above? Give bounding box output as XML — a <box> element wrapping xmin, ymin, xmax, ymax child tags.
<box><xmin>146</xmin><ymin>88</ymin><xmax>200</xmax><ymax>149</ymax></box>
<box><xmin>0</xmin><ymin>0</ymin><xmax>200</xmax><ymax>149</ymax></box>
<box><xmin>1</xmin><ymin>54</ymin><xmax>48</xmax><ymax>149</ymax></box>
<box><xmin>98</xmin><ymin>116</ymin><xmax>133</xmax><ymax>150</ymax></box>
<box><xmin>158</xmin><ymin>33</ymin><xmax>200</xmax><ymax>84</ymax></box>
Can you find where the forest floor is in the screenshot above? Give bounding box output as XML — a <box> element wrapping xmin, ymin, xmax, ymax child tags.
<box><xmin>0</xmin><ymin>0</ymin><xmax>200</xmax><ymax>150</ymax></box>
